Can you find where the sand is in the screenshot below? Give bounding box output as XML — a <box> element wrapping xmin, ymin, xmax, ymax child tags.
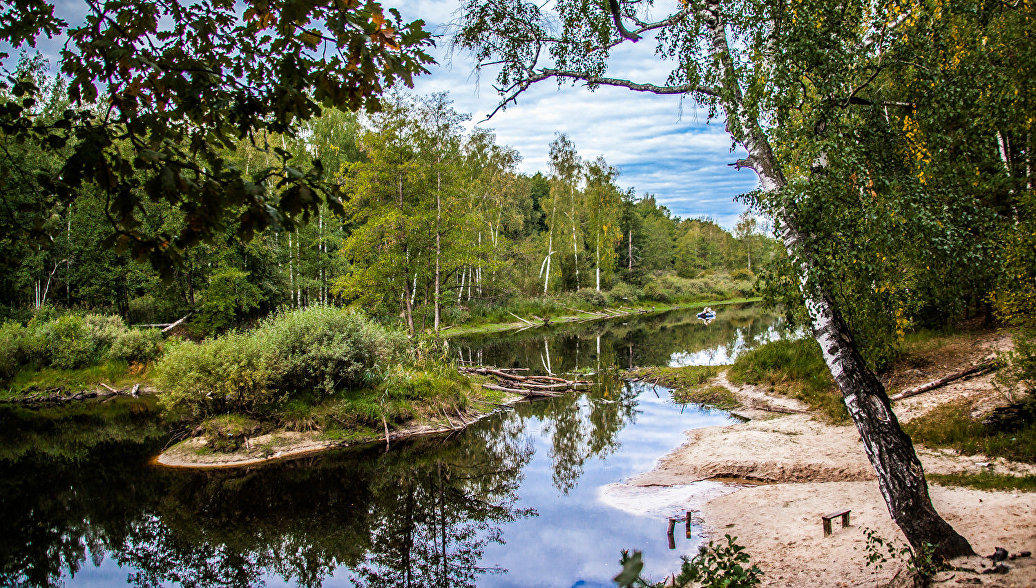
<box><xmin>626</xmin><ymin>331</ymin><xmax>1036</xmax><ymax>586</ymax></box>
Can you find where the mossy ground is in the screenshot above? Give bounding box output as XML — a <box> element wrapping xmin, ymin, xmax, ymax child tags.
<box><xmin>188</xmin><ymin>370</ymin><xmax>512</xmax><ymax>456</ymax></box>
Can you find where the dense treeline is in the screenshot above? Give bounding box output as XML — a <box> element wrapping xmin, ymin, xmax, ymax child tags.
<box><xmin>0</xmin><ymin>64</ymin><xmax>775</xmax><ymax>339</ymax></box>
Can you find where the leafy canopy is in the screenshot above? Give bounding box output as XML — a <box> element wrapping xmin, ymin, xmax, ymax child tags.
<box><xmin>0</xmin><ymin>0</ymin><xmax>434</xmax><ymax>272</ymax></box>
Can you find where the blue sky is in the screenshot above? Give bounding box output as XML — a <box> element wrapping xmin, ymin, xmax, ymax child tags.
<box><xmin>5</xmin><ymin>0</ymin><xmax>761</xmax><ymax>229</ymax></box>
<box><xmin>385</xmin><ymin>0</ymin><xmax>761</xmax><ymax>229</ymax></box>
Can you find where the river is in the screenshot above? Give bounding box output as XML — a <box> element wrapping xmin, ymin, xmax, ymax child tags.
<box><xmin>0</xmin><ymin>303</ymin><xmax>794</xmax><ymax>587</ymax></box>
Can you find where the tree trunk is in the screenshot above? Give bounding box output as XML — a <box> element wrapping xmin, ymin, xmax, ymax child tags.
<box><xmin>435</xmin><ymin>170</ymin><xmax>442</xmax><ymax>332</ymax></box>
<box><xmin>702</xmin><ymin>0</ymin><xmax>973</xmax><ymax>559</ymax></box>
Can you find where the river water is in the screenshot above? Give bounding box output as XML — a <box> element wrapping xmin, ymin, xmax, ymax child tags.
<box><xmin>0</xmin><ymin>303</ymin><xmax>793</xmax><ymax>587</ymax></box>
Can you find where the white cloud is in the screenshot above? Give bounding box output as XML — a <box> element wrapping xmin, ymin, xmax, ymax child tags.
<box><xmin>388</xmin><ymin>0</ymin><xmax>759</xmax><ymax>229</ymax></box>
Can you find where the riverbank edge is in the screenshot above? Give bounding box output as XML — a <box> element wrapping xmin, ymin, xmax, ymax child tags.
<box><xmin>439</xmin><ymin>296</ymin><xmax>762</xmax><ymax>338</ymax></box>
<box><xmin>154</xmin><ymin>388</ymin><xmax>524</xmax><ymax>470</ymax></box>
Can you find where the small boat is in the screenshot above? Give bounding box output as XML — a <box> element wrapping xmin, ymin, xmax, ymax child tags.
<box><xmin>696</xmin><ymin>307</ymin><xmax>716</xmax><ymax>320</ymax></box>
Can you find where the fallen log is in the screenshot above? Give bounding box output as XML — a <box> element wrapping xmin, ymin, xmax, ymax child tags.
<box><xmin>161</xmin><ymin>313</ymin><xmax>192</xmax><ymax>333</ymax></box>
<box><xmin>507</xmin><ymin>311</ymin><xmax>535</xmax><ymax>326</ymax></box>
<box><xmin>480</xmin><ymin>383</ymin><xmax>562</xmax><ymax>397</ymax></box>
<box><xmin>513</xmin><ymin>381</ymin><xmax>590</xmax><ymax>391</ymax></box>
<box><xmin>890</xmin><ymin>360</ymin><xmax>997</xmax><ymax>401</ymax></box>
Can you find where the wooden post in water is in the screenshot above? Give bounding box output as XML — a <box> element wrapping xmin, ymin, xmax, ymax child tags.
<box><xmin>686</xmin><ymin>510</ymin><xmax>694</xmax><ymax>538</ymax></box>
<box><xmin>667</xmin><ymin>517</ymin><xmax>677</xmax><ymax>549</ymax></box>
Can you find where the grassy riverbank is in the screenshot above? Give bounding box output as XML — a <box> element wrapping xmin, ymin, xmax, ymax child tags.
<box><xmin>441</xmin><ymin>296</ymin><xmax>761</xmax><ymax>338</ymax></box>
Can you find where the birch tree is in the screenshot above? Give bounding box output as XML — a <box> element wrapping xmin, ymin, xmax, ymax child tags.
<box><xmin>543</xmin><ymin>134</ymin><xmax>582</xmax><ymax>293</ymax></box>
<box><xmin>454</xmin><ymin>0</ymin><xmax>974</xmax><ymax>558</ymax></box>
<box><xmin>584</xmin><ymin>157</ymin><xmax>622</xmax><ymax>291</ymax></box>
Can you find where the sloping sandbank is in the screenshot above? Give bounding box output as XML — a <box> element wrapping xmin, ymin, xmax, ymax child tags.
<box><xmin>626</xmin><ymin>330</ymin><xmax>1036</xmax><ymax>586</ymax></box>
<box><xmin>156</xmin><ymin>392</ymin><xmax>521</xmax><ymax>469</ymax></box>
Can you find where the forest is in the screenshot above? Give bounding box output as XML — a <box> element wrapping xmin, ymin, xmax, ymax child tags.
<box><xmin>0</xmin><ymin>0</ymin><xmax>1034</xmax><ymax>586</ymax></box>
<box><xmin>0</xmin><ymin>74</ymin><xmax>773</xmax><ymax>337</ymax></box>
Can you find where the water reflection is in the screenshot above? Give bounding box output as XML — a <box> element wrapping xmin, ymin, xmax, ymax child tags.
<box><xmin>0</xmin><ymin>305</ymin><xmax>780</xmax><ymax>587</ymax></box>
<box><xmin>451</xmin><ymin>303</ymin><xmax>794</xmax><ymax>372</ymax></box>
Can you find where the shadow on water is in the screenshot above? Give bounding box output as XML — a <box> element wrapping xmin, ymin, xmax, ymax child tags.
<box><xmin>0</xmin><ymin>304</ymin><xmax>787</xmax><ymax>587</ymax></box>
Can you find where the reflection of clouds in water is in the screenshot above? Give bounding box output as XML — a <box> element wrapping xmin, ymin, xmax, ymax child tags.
<box><xmin>667</xmin><ymin>321</ymin><xmax>805</xmax><ymax>367</ymax></box>
<box><xmin>595</xmin><ymin>482</ymin><xmax>739</xmax><ymax>519</ymax></box>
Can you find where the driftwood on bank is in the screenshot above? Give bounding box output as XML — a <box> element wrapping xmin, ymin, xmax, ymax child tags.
<box><xmin>890</xmin><ymin>360</ymin><xmax>997</xmax><ymax>401</ymax></box>
<box><xmin>3</xmin><ymin>383</ymin><xmax>150</xmax><ymax>405</ymax></box>
<box><xmin>460</xmin><ymin>366</ymin><xmax>591</xmax><ymax>398</ymax></box>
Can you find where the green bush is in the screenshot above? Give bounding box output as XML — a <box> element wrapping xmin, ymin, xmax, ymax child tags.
<box><xmin>156</xmin><ymin>333</ymin><xmax>275</xmax><ymax>417</ymax></box>
<box><xmin>642</xmin><ymin>279</ymin><xmax>672</xmax><ymax>302</ymax></box>
<box><xmin>109</xmin><ymin>328</ymin><xmax>163</xmax><ymax>363</ymax></box>
<box><xmin>0</xmin><ymin>321</ymin><xmax>26</xmax><ymax>381</ymax></box>
<box><xmin>156</xmin><ymin>306</ymin><xmax>408</xmax><ymax>418</ymax></box>
<box><xmin>83</xmin><ymin>314</ymin><xmax>127</xmax><ymax>350</ymax></box>
<box><xmin>577</xmin><ymin>288</ymin><xmax>607</xmax><ymax>307</ymax></box>
<box><xmin>38</xmin><ymin>314</ymin><xmax>99</xmax><ymax>369</ymax></box>
<box><xmin>608</xmin><ymin>282</ymin><xmax>640</xmax><ymax>304</ymax></box>
<box><xmin>730</xmin><ymin>268</ymin><xmax>755</xmax><ymax>281</ymax></box>
<box><xmin>262</xmin><ymin>305</ymin><xmax>408</xmax><ymax>399</ymax></box>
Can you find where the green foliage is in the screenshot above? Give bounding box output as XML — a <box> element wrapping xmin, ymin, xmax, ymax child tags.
<box><xmin>36</xmin><ymin>314</ymin><xmax>96</xmax><ymax>370</ymax></box>
<box><xmin>262</xmin><ymin>305</ymin><xmax>409</xmax><ymax>399</ymax></box>
<box><xmin>0</xmin><ymin>321</ymin><xmax>26</xmax><ymax>381</ymax></box>
<box><xmin>108</xmin><ymin>328</ymin><xmax>163</xmax><ymax>364</ymax></box>
<box><xmin>192</xmin><ymin>268</ymin><xmax>263</xmax><ymax>335</ymax></box>
<box><xmin>729</xmin><ymin>339</ymin><xmax>845</xmax><ymax>421</ymax></box>
<box><xmin>1</xmin><ymin>0</ymin><xmax>434</xmax><ymax>270</ymax></box>
<box><xmin>863</xmin><ymin>527</ymin><xmax>940</xmax><ymax>580</ymax></box>
<box><xmin>156</xmin><ymin>332</ymin><xmax>275</xmax><ymax>417</ymax></box>
<box><xmin>3</xmin><ymin>359</ymin><xmax>139</xmax><ymax>398</ymax></box>
<box><xmin>155</xmin><ymin>306</ymin><xmax>408</xmax><ymax>418</ymax></box>
<box><xmin>903</xmin><ymin>402</ymin><xmax>1036</xmax><ymax>464</ymax></box>
<box><xmin>614</xmin><ymin>535</ymin><xmax>762</xmax><ymax>587</ymax></box>
<box><xmin>608</xmin><ymin>282</ymin><xmax>640</xmax><ymax>304</ymax></box>
<box><xmin>0</xmin><ymin>312</ymin><xmax>163</xmax><ymax>384</ymax></box>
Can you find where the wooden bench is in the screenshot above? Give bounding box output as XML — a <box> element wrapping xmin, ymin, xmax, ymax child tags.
<box><xmin>822</xmin><ymin>509</ymin><xmax>851</xmax><ymax>536</ymax></box>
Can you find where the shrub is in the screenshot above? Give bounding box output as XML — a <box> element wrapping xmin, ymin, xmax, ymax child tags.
<box><xmin>577</xmin><ymin>288</ymin><xmax>607</xmax><ymax>307</ymax></box>
<box><xmin>608</xmin><ymin>282</ymin><xmax>640</xmax><ymax>304</ymax></box>
<box><xmin>109</xmin><ymin>328</ymin><xmax>163</xmax><ymax>363</ymax></box>
<box><xmin>261</xmin><ymin>306</ymin><xmax>408</xmax><ymax>400</ymax></box>
<box><xmin>38</xmin><ymin>314</ymin><xmax>99</xmax><ymax>369</ymax></box>
<box><xmin>730</xmin><ymin>268</ymin><xmax>755</xmax><ymax>281</ymax></box>
<box><xmin>83</xmin><ymin>314</ymin><xmax>128</xmax><ymax>350</ymax></box>
<box><xmin>156</xmin><ymin>333</ymin><xmax>275</xmax><ymax>417</ymax></box>
<box><xmin>642</xmin><ymin>279</ymin><xmax>672</xmax><ymax>302</ymax></box>
<box><xmin>155</xmin><ymin>306</ymin><xmax>409</xmax><ymax>418</ymax></box>
<box><xmin>0</xmin><ymin>321</ymin><xmax>26</xmax><ymax>381</ymax></box>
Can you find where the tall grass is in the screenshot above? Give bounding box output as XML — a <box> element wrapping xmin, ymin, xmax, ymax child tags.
<box><xmin>728</xmin><ymin>339</ymin><xmax>846</xmax><ymax>421</ymax></box>
<box><xmin>903</xmin><ymin>401</ymin><xmax>1036</xmax><ymax>463</ymax></box>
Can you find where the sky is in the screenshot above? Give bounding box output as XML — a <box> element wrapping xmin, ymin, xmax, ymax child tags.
<box><xmin>6</xmin><ymin>0</ymin><xmax>761</xmax><ymax>229</ymax></box>
<box><xmin>385</xmin><ymin>0</ymin><xmax>760</xmax><ymax>229</ymax></box>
